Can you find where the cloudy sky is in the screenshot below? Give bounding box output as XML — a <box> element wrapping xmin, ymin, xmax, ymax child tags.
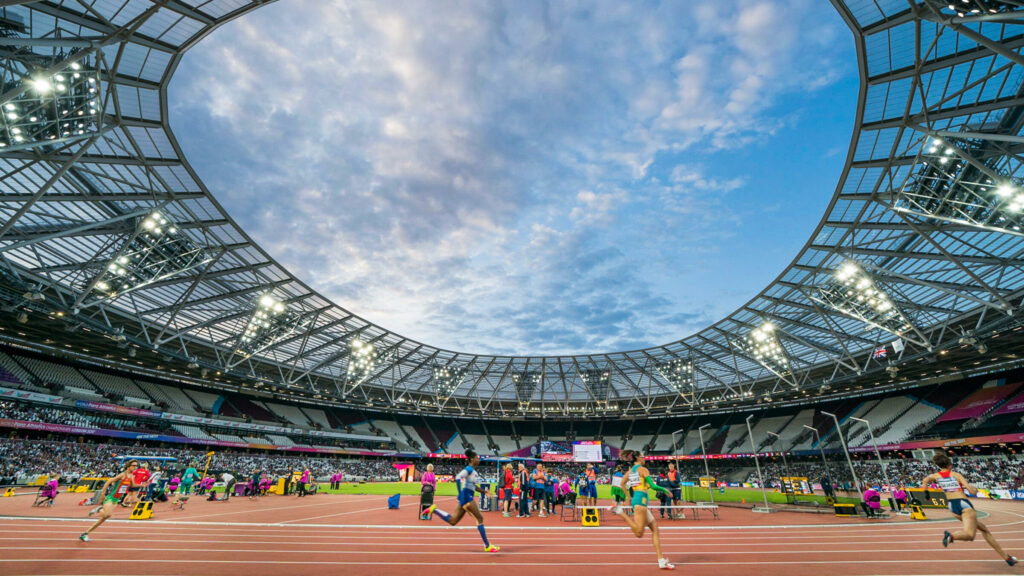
<box><xmin>169</xmin><ymin>0</ymin><xmax>857</xmax><ymax>356</ymax></box>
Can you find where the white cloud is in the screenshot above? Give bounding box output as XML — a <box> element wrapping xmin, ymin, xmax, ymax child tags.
<box><xmin>170</xmin><ymin>0</ymin><xmax>851</xmax><ymax>355</ymax></box>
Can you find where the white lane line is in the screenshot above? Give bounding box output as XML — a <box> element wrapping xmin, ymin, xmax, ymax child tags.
<box><xmin>0</xmin><ymin>546</ymin><xmax>1013</xmax><ymax>556</ymax></box>
<box><xmin>0</xmin><ymin>532</ymin><xmax>1019</xmax><ymax>545</ymax></box>
<box><xmin>0</xmin><ymin>515</ymin><xmax>964</xmax><ymax>530</ymax></box>
<box><xmin>171</xmin><ymin>495</ymin><xmax>380</xmax><ymax>520</ymax></box>
<box><xmin>0</xmin><ymin>558</ymin><xmax>1019</xmax><ymax>566</ymax></box>
<box><xmin>277</xmin><ymin>502</ymin><xmax>390</xmax><ymax>523</ymax></box>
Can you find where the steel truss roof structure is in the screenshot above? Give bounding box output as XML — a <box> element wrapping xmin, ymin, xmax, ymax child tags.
<box><xmin>3</xmin><ymin>0</ymin><xmax>1024</xmax><ymax>419</ymax></box>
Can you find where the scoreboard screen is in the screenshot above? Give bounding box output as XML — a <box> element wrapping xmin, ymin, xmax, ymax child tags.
<box><xmin>572</xmin><ymin>441</ymin><xmax>603</xmax><ymax>462</ymax></box>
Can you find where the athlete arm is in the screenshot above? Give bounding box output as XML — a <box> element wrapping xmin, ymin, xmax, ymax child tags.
<box><xmin>643</xmin><ymin>471</ymin><xmax>669</xmax><ymax>494</ymax></box>
<box><xmin>920</xmin><ymin>474</ymin><xmax>935</xmax><ymax>489</ymax></box>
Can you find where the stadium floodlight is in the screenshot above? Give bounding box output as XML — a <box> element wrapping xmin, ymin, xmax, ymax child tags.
<box><xmin>733</xmin><ymin>320</ymin><xmax>791</xmax><ymax>380</ymax></box>
<box><xmin>345</xmin><ymin>338</ymin><xmax>381</xmax><ymax>386</ymax></box>
<box><xmin>810</xmin><ymin>260</ymin><xmax>926</xmax><ymax>346</ymax></box>
<box><xmin>892</xmin><ymin>134</ymin><xmax>1024</xmax><ymax>237</ymax></box>
<box><xmin>0</xmin><ymin>49</ymin><xmax>102</xmax><ymax>152</ymax></box>
<box><xmin>234</xmin><ymin>293</ymin><xmax>311</xmax><ymax>360</ymax></box>
<box><xmin>580</xmin><ymin>367</ymin><xmax>611</xmax><ymax>404</ymax></box>
<box><xmin>939</xmin><ymin>0</ymin><xmax>1022</xmax><ymax>18</ymax></box>
<box><xmin>655</xmin><ymin>357</ymin><xmax>694</xmax><ymax>396</ymax></box>
<box><xmin>512</xmin><ymin>370</ymin><xmax>541</xmax><ymax>409</ymax></box>
<box><xmin>432</xmin><ymin>362</ymin><xmax>468</xmax><ymax>402</ymax></box>
<box><xmin>81</xmin><ymin>211</ymin><xmax>214</xmax><ymax>306</ymax></box>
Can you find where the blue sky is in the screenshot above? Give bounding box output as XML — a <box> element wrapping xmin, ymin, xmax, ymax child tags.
<box><xmin>169</xmin><ymin>0</ymin><xmax>858</xmax><ymax>356</ymax></box>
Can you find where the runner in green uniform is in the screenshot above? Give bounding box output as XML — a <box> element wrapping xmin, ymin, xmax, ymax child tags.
<box><xmin>611</xmin><ymin>450</ymin><xmax>674</xmax><ymax>570</ymax></box>
<box><xmin>79</xmin><ymin>460</ymin><xmax>139</xmax><ymax>542</ymax></box>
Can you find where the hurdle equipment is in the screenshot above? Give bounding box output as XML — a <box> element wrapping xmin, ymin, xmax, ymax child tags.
<box><xmin>2</xmin><ymin>487</ymin><xmax>14</xmax><ymax>497</ymax></box>
<box><xmin>129</xmin><ymin>501</ymin><xmax>154</xmax><ymax>520</ymax></box>
<box><xmin>581</xmin><ymin>507</ymin><xmax>600</xmax><ymax>527</ymax></box>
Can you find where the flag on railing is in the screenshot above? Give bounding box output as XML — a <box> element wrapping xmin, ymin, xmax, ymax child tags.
<box><xmin>872</xmin><ymin>347</ymin><xmax>887</xmax><ymax>359</ymax></box>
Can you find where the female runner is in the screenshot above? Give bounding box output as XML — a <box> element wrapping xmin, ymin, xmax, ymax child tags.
<box><xmin>921</xmin><ymin>453</ymin><xmax>1017</xmax><ymax>566</ymax></box>
<box><xmin>427</xmin><ymin>449</ymin><xmax>499</xmax><ymax>552</ymax></box>
<box><xmin>79</xmin><ymin>460</ymin><xmax>139</xmax><ymax>542</ymax></box>
<box><xmin>612</xmin><ymin>450</ymin><xmax>675</xmax><ymax>570</ymax></box>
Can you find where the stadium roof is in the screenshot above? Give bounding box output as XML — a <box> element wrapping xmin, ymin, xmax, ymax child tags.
<box><xmin>2</xmin><ymin>0</ymin><xmax>1024</xmax><ymax>419</ymax></box>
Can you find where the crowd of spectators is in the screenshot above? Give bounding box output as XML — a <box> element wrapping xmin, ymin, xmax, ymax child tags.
<box><xmin>745</xmin><ymin>455</ymin><xmax>1024</xmax><ymax>491</ymax></box>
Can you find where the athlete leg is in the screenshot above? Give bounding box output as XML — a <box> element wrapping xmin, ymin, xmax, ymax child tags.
<box><xmin>953</xmin><ymin>509</ymin><xmax>978</xmax><ymax>541</ymax></box>
<box><xmin>650</xmin><ymin>517</ymin><xmax>665</xmax><ymax>561</ymax></box>
<box><xmin>975</xmin><ymin>520</ymin><xmax>1011</xmax><ymax>559</ymax></box>
<box><xmin>84</xmin><ymin>501</ymin><xmax>116</xmax><ymax>536</ymax></box>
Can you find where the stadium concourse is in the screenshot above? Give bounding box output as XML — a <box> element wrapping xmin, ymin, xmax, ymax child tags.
<box><xmin>5</xmin><ymin>0</ymin><xmax>1024</xmax><ymax>574</ymax></box>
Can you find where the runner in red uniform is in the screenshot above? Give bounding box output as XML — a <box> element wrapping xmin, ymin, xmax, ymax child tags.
<box><xmin>921</xmin><ymin>453</ymin><xmax>1017</xmax><ymax>566</ymax></box>
<box><xmin>80</xmin><ymin>460</ymin><xmax>139</xmax><ymax>542</ymax></box>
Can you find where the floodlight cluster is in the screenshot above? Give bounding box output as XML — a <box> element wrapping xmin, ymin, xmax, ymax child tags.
<box><xmin>512</xmin><ymin>371</ymin><xmax>541</xmax><ymax>408</ymax></box>
<box><xmin>655</xmin><ymin>358</ymin><xmax>694</xmax><ymax>395</ymax></box>
<box><xmin>237</xmin><ymin>293</ymin><xmax>310</xmax><ymax>358</ymax></box>
<box><xmin>736</xmin><ymin>321</ymin><xmax>789</xmax><ymax>375</ymax></box>
<box><xmin>814</xmin><ymin>260</ymin><xmax>913</xmax><ymax>336</ymax></box>
<box><xmin>90</xmin><ymin>211</ymin><xmax>212</xmax><ymax>299</ymax></box>
<box><xmin>580</xmin><ymin>368</ymin><xmax>611</xmax><ymax>402</ymax></box>
<box><xmin>893</xmin><ymin>137</ymin><xmax>1024</xmax><ymax>234</ymax></box>
<box><xmin>346</xmin><ymin>339</ymin><xmax>380</xmax><ymax>385</ymax></box>
<box><xmin>1</xmin><ymin>56</ymin><xmax>100</xmax><ymax>150</ymax></box>
<box><xmin>942</xmin><ymin>0</ymin><xmax>1019</xmax><ymax>17</ymax></box>
<box><xmin>432</xmin><ymin>363</ymin><xmax>468</xmax><ymax>400</ymax></box>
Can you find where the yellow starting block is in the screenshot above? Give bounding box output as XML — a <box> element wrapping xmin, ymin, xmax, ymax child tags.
<box><xmin>910</xmin><ymin>504</ymin><xmax>928</xmax><ymax>520</ymax></box>
<box><xmin>2</xmin><ymin>487</ymin><xmax>14</xmax><ymax>497</ymax></box>
<box><xmin>581</xmin><ymin>507</ymin><xmax>600</xmax><ymax>527</ymax></box>
<box><xmin>129</xmin><ymin>501</ymin><xmax>154</xmax><ymax>520</ymax></box>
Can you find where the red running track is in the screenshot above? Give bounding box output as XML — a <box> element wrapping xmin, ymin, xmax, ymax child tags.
<box><xmin>0</xmin><ymin>493</ymin><xmax>1022</xmax><ymax>575</ymax></box>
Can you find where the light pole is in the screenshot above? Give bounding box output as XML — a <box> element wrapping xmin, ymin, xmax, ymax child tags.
<box><xmin>766</xmin><ymin>431</ymin><xmax>790</xmax><ymax>478</ymax></box>
<box><xmin>746</xmin><ymin>414</ymin><xmax>772</xmax><ymax>512</ymax></box>
<box><xmin>850</xmin><ymin>416</ymin><xmax>892</xmax><ymax>492</ymax></box>
<box><xmin>822</xmin><ymin>411</ymin><xmax>864</xmax><ymax>503</ymax></box>
<box><xmin>803</xmin><ymin>424</ymin><xmax>830</xmax><ymax>477</ymax></box>
<box><xmin>697</xmin><ymin>424</ymin><xmax>714</xmax><ymax>503</ymax></box>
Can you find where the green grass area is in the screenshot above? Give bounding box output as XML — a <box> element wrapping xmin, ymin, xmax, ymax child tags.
<box><xmin>318</xmin><ymin>482</ymin><xmax>859</xmax><ymax>506</ymax></box>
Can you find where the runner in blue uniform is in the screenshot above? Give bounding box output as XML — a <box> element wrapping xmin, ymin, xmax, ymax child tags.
<box><xmin>427</xmin><ymin>449</ymin><xmax>500</xmax><ymax>553</ymax></box>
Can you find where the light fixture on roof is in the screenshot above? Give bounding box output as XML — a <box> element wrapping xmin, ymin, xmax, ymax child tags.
<box><xmin>512</xmin><ymin>370</ymin><xmax>541</xmax><ymax>409</ymax></box>
<box><xmin>345</xmin><ymin>339</ymin><xmax>381</xmax><ymax>386</ymax></box>
<box><xmin>81</xmin><ymin>210</ymin><xmax>215</xmax><ymax>306</ymax></box>
<box><xmin>811</xmin><ymin>260</ymin><xmax>923</xmax><ymax>343</ymax></box>
<box><xmin>22</xmin><ymin>287</ymin><xmax>45</xmax><ymax>302</ymax></box>
<box><xmin>235</xmin><ymin>292</ymin><xmax>311</xmax><ymax>360</ymax></box>
<box><xmin>432</xmin><ymin>362</ymin><xmax>468</xmax><ymax>402</ymax></box>
<box><xmin>733</xmin><ymin>320</ymin><xmax>791</xmax><ymax>379</ymax></box>
<box><xmin>580</xmin><ymin>367</ymin><xmax>611</xmax><ymax>404</ymax></box>
<box><xmin>0</xmin><ymin>49</ymin><xmax>102</xmax><ymax>152</ymax></box>
<box><xmin>893</xmin><ymin>133</ymin><xmax>1024</xmax><ymax>236</ymax></box>
<box><xmin>655</xmin><ymin>357</ymin><xmax>694</xmax><ymax>396</ymax></box>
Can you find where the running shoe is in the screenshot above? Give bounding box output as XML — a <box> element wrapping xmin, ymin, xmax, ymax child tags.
<box><xmin>612</xmin><ymin>504</ymin><xmax>623</xmax><ymax>515</ymax></box>
<box><xmin>87</xmin><ymin>506</ymin><xmax>101</xmax><ymax>517</ymax></box>
<box><xmin>658</xmin><ymin>558</ymin><xmax>675</xmax><ymax>570</ymax></box>
<box><xmin>79</xmin><ymin>533</ymin><xmax>89</xmax><ymax>542</ymax></box>
<box><xmin>942</xmin><ymin>530</ymin><xmax>952</xmax><ymax>548</ymax></box>
<box><xmin>484</xmin><ymin>544</ymin><xmax>500</xmax><ymax>553</ymax></box>
<box><xmin>426</xmin><ymin>504</ymin><xmax>436</xmax><ymax>517</ymax></box>
<box><xmin>1007</xmin><ymin>556</ymin><xmax>1018</xmax><ymax>566</ymax></box>
<box><xmin>502</xmin><ymin>512</ymin><xmax>511</xmax><ymax>517</ymax></box>
<box><xmin>538</xmin><ymin>512</ymin><xmax>547</xmax><ymax>518</ymax></box>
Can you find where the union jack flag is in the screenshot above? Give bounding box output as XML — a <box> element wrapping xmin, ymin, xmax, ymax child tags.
<box><xmin>872</xmin><ymin>347</ymin><xmax>887</xmax><ymax>359</ymax></box>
